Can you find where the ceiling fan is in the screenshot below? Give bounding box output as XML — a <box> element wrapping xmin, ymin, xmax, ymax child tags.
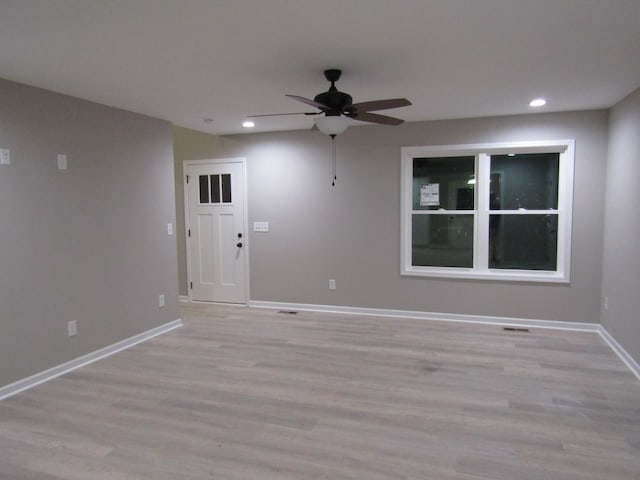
<box><xmin>247</xmin><ymin>69</ymin><xmax>411</xmax><ymax>186</ymax></box>
<box><xmin>248</xmin><ymin>69</ymin><xmax>412</xmax><ymax>136</ymax></box>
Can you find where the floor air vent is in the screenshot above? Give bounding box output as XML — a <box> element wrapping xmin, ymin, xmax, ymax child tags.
<box><xmin>503</xmin><ymin>326</ymin><xmax>530</xmax><ymax>333</ymax></box>
<box><xmin>278</xmin><ymin>310</ymin><xmax>298</xmax><ymax>315</ymax></box>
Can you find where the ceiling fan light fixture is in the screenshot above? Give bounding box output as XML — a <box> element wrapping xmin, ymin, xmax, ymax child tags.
<box><xmin>314</xmin><ymin>115</ymin><xmax>349</xmax><ymax>136</ymax></box>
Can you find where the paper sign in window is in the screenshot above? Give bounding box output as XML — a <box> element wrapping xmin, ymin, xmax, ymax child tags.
<box><xmin>420</xmin><ymin>183</ymin><xmax>440</xmax><ymax>206</ymax></box>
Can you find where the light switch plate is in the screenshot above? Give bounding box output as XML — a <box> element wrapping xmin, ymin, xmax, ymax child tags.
<box><xmin>253</xmin><ymin>221</ymin><xmax>269</xmax><ymax>232</ymax></box>
<box><xmin>167</xmin><ymin>223</ymin><xmax>173</xmax><ymax>235</ymax></box>
<box><xmin>67</xmin><ymin>320</ymin><xmax>77</xmax><ymax>337</ymax></box>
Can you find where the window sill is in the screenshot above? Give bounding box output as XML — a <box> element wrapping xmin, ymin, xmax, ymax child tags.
<box><xmin>402</xmin><ymin>267</ymin><xmax>569</xmax><ymax>284</ymax></box>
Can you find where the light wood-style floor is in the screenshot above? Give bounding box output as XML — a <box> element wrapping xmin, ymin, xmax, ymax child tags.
<box><xmin>1</xmin><ymin>303</ymin><xmax>639</xmax><ymax>479</ymax></box>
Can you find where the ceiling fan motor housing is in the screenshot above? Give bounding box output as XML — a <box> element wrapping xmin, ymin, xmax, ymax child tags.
<box><xmin>314</xmin><ymin>90</ymin><xmax>352</xmax><ymax>115</ymax></box>
<box><xmin>314</xmin><ymin>69</ymin><xmax>352</xmax><ymax>115</ymax></box>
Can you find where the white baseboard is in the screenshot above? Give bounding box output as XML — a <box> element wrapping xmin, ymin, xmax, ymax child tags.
<box><xmin>179</xmin><ymin>295</ymin><xmax>190</xmax><ymax>303</ymax></box>
<box><xmin>248</xmin><ymin>300</ymin><xmax>600</xmax><ymax>332</ymax></box>
<box><xmin>598</xmin><ymin>326</ymin><xmax>640</xmax><ymax>381</ymax></box>
<box><xmin>0</xmin><ymin>319</ymin><xmax>183</xmax><ymax>401</ymax></box>
<box><xmin>204</xmin><ymin>300</ymin><xmax>640</xmax><ymax>379</ymax></box>
<box><xmin>249</xmin><ymin>301</ymin><xmax>640</xmax><ymax>381</ymax></box>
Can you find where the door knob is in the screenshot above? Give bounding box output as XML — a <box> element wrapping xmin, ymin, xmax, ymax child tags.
<box><xmin>236</xmin><ymin>242</ymin><xmax>243</xmax><ymax>248</ymax></box>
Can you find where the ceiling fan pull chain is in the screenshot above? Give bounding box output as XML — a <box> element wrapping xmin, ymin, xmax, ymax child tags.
<box><xmin>331</xmin><ymin>134</ymin><xmax>337</xmax><ymax>186</ymax></box>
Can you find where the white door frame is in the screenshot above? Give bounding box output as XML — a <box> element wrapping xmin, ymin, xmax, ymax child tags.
<box><xmin>183</xmin><ymin>157</ymin><xmax>249</xmax><ymax>304</ymax></box>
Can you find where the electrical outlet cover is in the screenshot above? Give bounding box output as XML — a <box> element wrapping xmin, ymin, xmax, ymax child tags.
<box><xmin>57</xmin><ymin>154</ymin><xmax>67</xmax><ymax>170</ymax></box>
<box><xmin>0</xmin><ymin>148</ymin><xmax>10</xmax><ymax>165</ymax></box>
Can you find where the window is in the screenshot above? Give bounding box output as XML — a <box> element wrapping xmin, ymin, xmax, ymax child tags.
<box><xmin>401</xmin><ymin>140</ymin><xmax>574</xmax><ymax>282</ymax></box>
<box><xmin>198</xmin><ymin>174</ymin><xmax>232</xmax><ymax>204</ymax></box>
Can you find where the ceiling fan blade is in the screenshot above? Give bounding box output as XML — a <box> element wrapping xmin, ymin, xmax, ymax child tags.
<box><xmin>247</xmin><ymin>112</ymin><xmax>318</xmax><ymax>118</ymax></box>
<box><xmin>348</xmin><ymin>98</ymin><xmax>411</xmax><ymax>112</ymax></box>
<box><xmin>286</xmin><ymin>94</ymin><xmax>328</xmax><ymax>110</ymax></box>
<box><xmin>349</xmin><ymin>111</ymin><xmax>405</xmax><ymax>126</ymax></box>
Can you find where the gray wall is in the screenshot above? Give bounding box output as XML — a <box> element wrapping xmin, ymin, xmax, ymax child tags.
<box><xmin>0</xmin><ymin>78</ymin><xmax>179</xmax><ymax>388</ymax></box>
<box><xmin>602</xmin><ymin>87</ymin><xmax>640</xmax><ymax>362</ymax></box>
<box><xmin>174</xmin><ymin>110</ymin><xmax>609</xmax><ymax>324</ymax></box>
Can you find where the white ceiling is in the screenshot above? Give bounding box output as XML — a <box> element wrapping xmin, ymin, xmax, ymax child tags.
<box><xmin>1</xmin><ymin>0</ymin><xmax>639</xmax><ymax>135</ymax></box>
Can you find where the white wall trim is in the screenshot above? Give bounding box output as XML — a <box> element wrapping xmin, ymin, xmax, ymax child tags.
<box><xmin>0</xmin><ymin>319</ymin><xmax>183</xmax><ymax>401</ymax></box>
<box><xmin>249</xmin><ymin>301</ymin><xmax>599</xmax><ymax>332</ymax></box>
<box><xmin>179</xmin><ymin>295</ymin><xmax>191</xmax><ymax>303</ymax></box>
<box><xmin>598</xmin><ymin>326</ymin><xmax>640</xmax><ymax>381</ymax></box>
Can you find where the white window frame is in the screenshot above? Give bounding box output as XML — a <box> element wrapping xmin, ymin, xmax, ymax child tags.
<box><xmin>401</xmin><ymin>140</ymin><xmax>575</xmax><ymax>283</ymax></box>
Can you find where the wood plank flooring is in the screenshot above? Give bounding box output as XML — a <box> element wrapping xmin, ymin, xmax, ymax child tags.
<box><xmin>1</xmin><ymin>303</ymin><xmax>639</xmax><ymax>479</ymax></box>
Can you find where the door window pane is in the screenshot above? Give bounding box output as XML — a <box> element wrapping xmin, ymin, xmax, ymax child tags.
<box><xmin>412</xmin><ymin>214</ymin><xmax>474</xmax><ymax>267</ymax></box>
<box><xmin>221</xmin><ymin>174</ymin><xmax>232</xmax><ymax>203</ymax></box>
<box><xmin>210</xmin><ymin>174</ymin><xmax>221</xmax><ymax>203</ymax></box>
<box><xmin>413</xmin><ymin>156</ymin><xmax>475</xmax><ymax>210</ymax></box>
<box><xmin>490</xmin><ymin>153</ymin><xmax>559</xmax><ymax>210</ymax></box>
<box><xmin>489</xmin><ymin>214</ymin><xmax>558</xmax><ymax>270</ymax></box>
<box><xmin>198</xmin><ymin>175</ymin><xmax>209</xmax><ymax>204</ymax></box>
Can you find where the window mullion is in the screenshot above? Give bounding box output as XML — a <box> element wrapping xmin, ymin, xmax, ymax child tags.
<box><xmin>475</xmin><ymin>153</ymin><xmax>490</xmax><ymax>270</ymax></box>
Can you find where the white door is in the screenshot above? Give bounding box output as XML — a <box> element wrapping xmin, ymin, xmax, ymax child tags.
<box><xmin>185</xmin><ymin>160</ymin><xmax>247</xmax><ymax>303</ymax></box>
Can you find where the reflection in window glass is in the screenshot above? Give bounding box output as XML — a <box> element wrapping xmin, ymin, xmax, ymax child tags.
<box><xmin>412</xmin><ymin>214</ymin><xmax>474</xmax><ymax>267</ymax></box>
<box><xmin>490</xmin><ymin>153</ymin><xmax>559</xmax><ymax>210</ymax></box>
<box><xmin>412</xmin><ymin>156</ymin><xmax>475</xmax><ymax>210</ymax></box>
<box><xmin>199</xmin><ymin>175</ymin><xmax>209</xmax><ymax>204</ymax></box>
<box><xmin>489</xmin><ymin>214</ymin><xmax>558</xmax><ymax>270</ymax></box>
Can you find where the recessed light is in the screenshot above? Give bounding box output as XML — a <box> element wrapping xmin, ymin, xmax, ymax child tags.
<box><xmin>529</xmin><ymin>98</ymin><xmax>546</xmax><ymax>108</ymax></box>
<box><xmin>242</xmin><ymin>120</ymin><xmax>255</xmax><ymax>128</ymax></box>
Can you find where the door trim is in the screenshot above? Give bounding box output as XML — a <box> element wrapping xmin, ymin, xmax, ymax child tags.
<box><xmin>183</xmin><ymin>157</ymin><xmax>249</xmax><ymax>304</ymax></box>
